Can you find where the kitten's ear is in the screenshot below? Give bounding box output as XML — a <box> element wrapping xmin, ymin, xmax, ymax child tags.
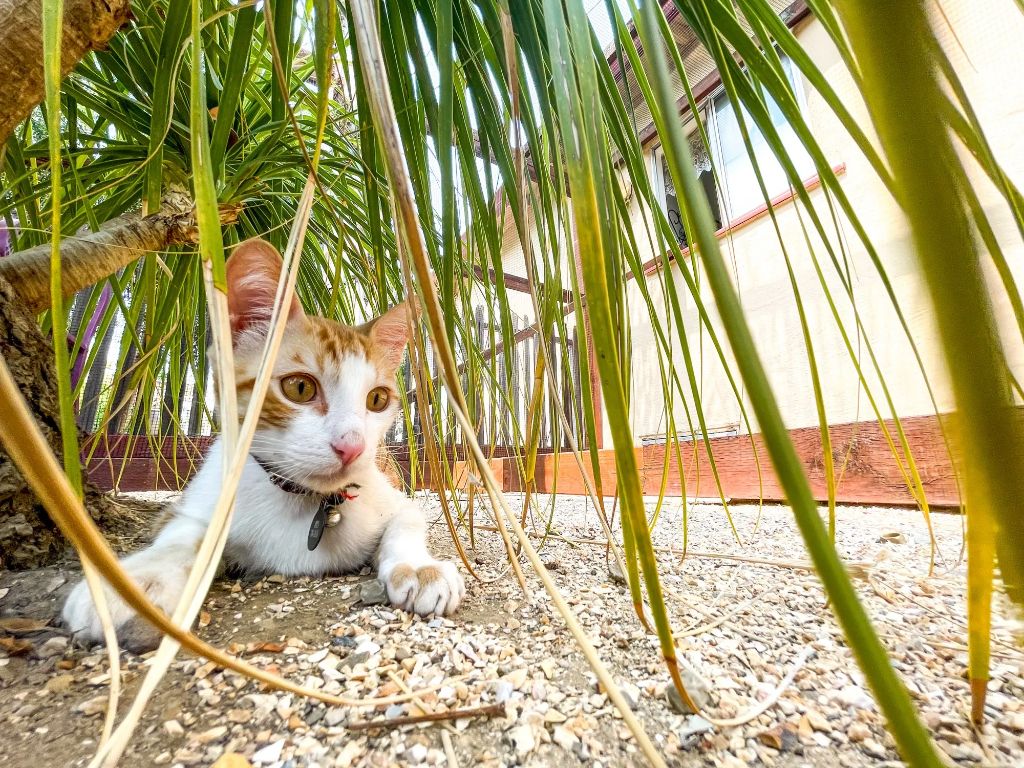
<box><xmin>365</xmin><ymin>300</ymin><xmax>415</xmax><ymax>371</ymax></box>
<box><xmin>226</xmin><ymin>239</ymin><xmax>305</xmax><ymax>340</ymax></box>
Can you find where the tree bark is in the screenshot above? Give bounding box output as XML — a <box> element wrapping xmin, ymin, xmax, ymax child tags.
<box><xmin>0</xmin><ymin>194</ymin><xmax>242</xmax><ymax>315</ymax></box>
<box><xmin>0</xmin><ymin>0</ymin><xmax>145</xmax><ymax>569</ymax></box>
<box><xmin>0</xmin><ymin>274</ymin><xmax>152</xmax><ymax>568</ymax></box>
<box><xmin>0</xmin><ymin>0</ymin><xmax>132</xmax><ymax>146</ymax></box>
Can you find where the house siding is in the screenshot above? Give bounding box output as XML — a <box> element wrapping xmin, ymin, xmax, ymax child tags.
<box><xmin>499</xmin><ymin>1</ymin><xmax>1024</xmax><ymax>451</ymax></box>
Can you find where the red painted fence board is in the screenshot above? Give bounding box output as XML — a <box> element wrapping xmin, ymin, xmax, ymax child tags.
<box><xmin>84</xmin><ymin>434</ymin><xmax>216</xmax><ymax>492</ymax></box>
<box><xmin>522</xmin><ymin>414</ymin><xmax>959</xmax><ymax>507</ymax></box>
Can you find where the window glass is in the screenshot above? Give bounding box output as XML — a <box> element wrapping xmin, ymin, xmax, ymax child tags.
<box><xmin>660</xmin><ymin>129</ymin><xmax>722</xmax><ymax>248</ymax></box>
<box><xmin>710</xmin><ymin>57</ymin><xmax>815</xmax><ymax>220</ymax></box>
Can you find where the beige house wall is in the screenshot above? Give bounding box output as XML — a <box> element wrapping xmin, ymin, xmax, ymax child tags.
<box><xmin>499</xmin><ymin>1</ymin><xmax>1024</xmax><ymax>449</ymax></box>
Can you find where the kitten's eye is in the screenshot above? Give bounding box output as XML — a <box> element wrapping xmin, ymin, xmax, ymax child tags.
<box><xmin>367</xmin><ymin>386</ymin><xmax>391</xmax><ymax>412</ymax></box>
<box><xmin>281</xmin><ymin>374</ymin><xmax>318</xmax><ymax>403</ymax></box>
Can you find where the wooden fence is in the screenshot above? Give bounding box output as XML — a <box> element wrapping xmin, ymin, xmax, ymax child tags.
<box><xmin>71</xmin><ymin>293</ymin><xmax>962</xmax><ymax>508</ymax></box>
<box><xmin>79</xmin><ymin>303</ymin><xmax>593</xmax><ymax>492</ymax></box>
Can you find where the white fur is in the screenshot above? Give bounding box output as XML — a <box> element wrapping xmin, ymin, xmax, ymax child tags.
<box><xmin>63</xmin><ymin>344</ymin><xmax>464</xmax><ymax>649</ymax></box>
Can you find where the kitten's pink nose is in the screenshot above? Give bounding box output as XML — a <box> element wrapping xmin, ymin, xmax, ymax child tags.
<box><xmin>331</xmin><ymin>434</ymin><xmax>365</xmax><ymax>465</ymax></box>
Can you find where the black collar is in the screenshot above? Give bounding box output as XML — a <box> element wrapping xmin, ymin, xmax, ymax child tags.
<box><xmin>250</xmin><ymin>454</ymin><xmax>354</xmax><ymax>504</ymax></box>
<box><xmin>250</xmin><ymin>455</ymin><xmax>361</xmax><ymax>551</ymax></box>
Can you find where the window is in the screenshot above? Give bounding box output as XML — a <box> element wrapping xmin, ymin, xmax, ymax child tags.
<box><xmin>656</xmin><ymin>124</ymin><xmax>722</xmax><ymax>248</ymax></box>
<box><xmin>655</xmin><ymin>55</ymin><xmax>815</xmax><ymax>237</ymax></box>
<box><xmin>708</xmin><ymin>56</ymin><xmax>815</xmax><ymax>221</ymax></box>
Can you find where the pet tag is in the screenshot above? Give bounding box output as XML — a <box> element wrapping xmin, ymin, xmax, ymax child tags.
<box><xmin>308</xmin><ymin>500</ymin><xmax>332</xmax><ymax>551</ymax></box>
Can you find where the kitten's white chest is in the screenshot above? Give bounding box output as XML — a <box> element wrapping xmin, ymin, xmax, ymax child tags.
<box><xmin>180</xmin><ymin>443</ymin><xmax>394</xmax><ymax>577</ymax></box>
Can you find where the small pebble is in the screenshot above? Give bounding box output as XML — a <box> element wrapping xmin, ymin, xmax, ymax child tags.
<box><xmin>251</xmin><ymin>739</ymin><xmax>285</xmax><ymax>765</ymax></box>
<box><xmin>358</xmin><ymin>580</ymin><xmax>387</xmax><ymax>606</ymax></box>
<box><xmin>161</xmin><ymin>719</ymin><xmax>183</xmax><ymax>736</ymax></box>
<box><xmin>847</xmin><ymin>722</ymin><xmax>870</xmax><ymax>743</ymax></box>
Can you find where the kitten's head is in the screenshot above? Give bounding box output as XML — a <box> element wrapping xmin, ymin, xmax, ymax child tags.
<box><xmin>223</xmin><ymin>239</ymin><xmax>410</xmax><ymax>492</ymax></box>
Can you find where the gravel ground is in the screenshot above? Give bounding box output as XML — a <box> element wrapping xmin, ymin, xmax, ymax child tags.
<box><xmin>0</xmin><ymin>493</ymin><xmax>1022</xmax><ymax>767</ymax></box>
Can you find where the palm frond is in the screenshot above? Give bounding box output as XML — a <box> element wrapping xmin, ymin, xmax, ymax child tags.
<box><xmin>2</xmin><ymin>1</ymin><xmax>1022</xmax><ymax>765</ymax></box>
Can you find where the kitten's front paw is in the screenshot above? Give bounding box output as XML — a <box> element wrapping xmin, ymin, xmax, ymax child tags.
<box><xmin>383</xmin><ymin>561</ymin><xmax>465</xmax><ymax>616</ymax></box>
<box><xmin>62</xmin><ymin>558</ymin><xmax>189</xmax><ymax>653</ymax></box>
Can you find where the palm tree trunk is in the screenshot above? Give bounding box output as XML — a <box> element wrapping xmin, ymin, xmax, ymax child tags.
<box><xmin>0</xmin><ymin>2</ymin><xmax>241</xmax><ymax>566</ymax></box>
<box><xmin>0</xmin><ymin>274</ymin><xmax>150</xmax><ymax>567</ymax></box>
<box><xmin>1</xmin><ymin>214</ymin><xmax>178</xmax><ymax>315</ymax></box>
<box><xmin>0</xmin><ymin>0</ymin><xmax>155</xmax><ymax>567</ymax></box>
<box><xmin>0</xmin><ymin>0</ymin><xmax>132</xmax><ymax>146</ymax></box>
<box><xmin>0</xmin><ymin>195</ymin><xmax>241</xmax><ymax>315</ymax></box>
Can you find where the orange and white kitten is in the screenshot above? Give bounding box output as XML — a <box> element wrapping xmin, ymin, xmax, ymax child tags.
<box><xmin>63</xmin><ymin>239</ymin><xmax>464</xmax><ymax>651</ymax></box>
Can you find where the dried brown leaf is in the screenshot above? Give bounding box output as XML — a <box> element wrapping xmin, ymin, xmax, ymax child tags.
<box><xmin>248</xmin><ymin>641</ymin><xmax>286</xmax><ymax>654</ymax></box>
<box><xmin>0</xmin><ymin>617</ymin><xmax>48</xmax><ymax>635</ymax></box>
<box><xmin>868</xmin><ymin>575</ymin><xmax>898</xmax><ymax>605</ymax></box>
<box><xmin>0</xmin><ymin>636</ymin><xmax>34</xmax><ymax>655</ymax></box>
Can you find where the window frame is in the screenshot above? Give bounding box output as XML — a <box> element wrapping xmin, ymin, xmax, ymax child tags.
<box><xmin>651</xmin><ymin>107</ymin><xmax>723</xmax><ymax>249</ymax></box>
<box><xmin>652</xmin><ymin>52</ymin><xmax>814</xmax><ymax>235</ymax></box>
